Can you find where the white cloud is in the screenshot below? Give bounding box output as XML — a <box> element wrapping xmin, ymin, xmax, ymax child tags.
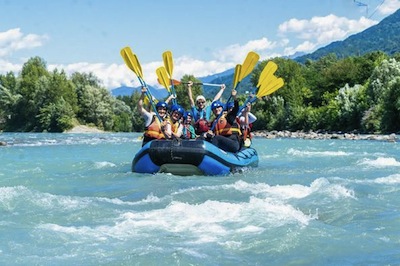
<box><xmin>1</xmin><ymin>5</ymin><xmax>396</xmax><ymax>91</ymax></box>
<box><xmin>278</xmin><ymin>14</ymin><xmax>378</xmax><ymax>54</ymax></box>
<box><xmin>284</xmin><ymin>41</ymin><xmax>317</xmax><ymax>56</ymax></box>
<box><xmin>48</xmin><ymin>55</ymin><xmax>235</xmax><ymax>89</ymax></box>
<box><xmin>214</xmin><ymin>37</ymin><xmax>277</xmax><ymax>62</ymax></box>
<box><xmin>49</xmin><ymin>62</ymin><xmax>142</xmax><ymax>89</ymax></box>
<box><xmin>0</xmin><ymin>28</ymin><xmax>48</xmax><ymax>57</ymax></box>
<box><xmin>0</xmin><ymin>59</ymin><xmax>21</xmax><ymax>73</ymax></box>
<box><xmin>377</xmin><ymin>0</ymin><xmax>400</xmax><ymax>15</ymax></box>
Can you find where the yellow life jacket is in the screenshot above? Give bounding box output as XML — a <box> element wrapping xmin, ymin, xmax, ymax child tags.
<box><xmin>170</xmin><ymin>119</ymin><xmax>180</xmax><ymax>134</ymax></box>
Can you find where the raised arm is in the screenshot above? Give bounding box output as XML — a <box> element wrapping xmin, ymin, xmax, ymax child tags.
<box><xmin>226</xmin><ymin>89</ymin><xmax>238</xmax><ymax>125</ymax></box>
<box><xmin>212</xmin><ymin>83</ymin><xmax>226</xmax><ymax>102</ymax></box>
<box><xmin>187</xmin><ymin>80</ymin><xmax>195</xmax><ymax>107</ymax></box>
<box><xmin>137</xmin><ymin>87</ymin><xmax>150</xmax><ymax>115</ymax></box>
<box><xmin>165</xmin><ymin>94</ymin><xmax>176</xmax><ymax>104</ymax></box>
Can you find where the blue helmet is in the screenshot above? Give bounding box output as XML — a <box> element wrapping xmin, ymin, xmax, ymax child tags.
<box><xmin>156</xmin><ymin>101</ymin><xmax>168</xmax><ymax>110</ymax></box>
<box><xmin>183</xmin><ymin>111</ymin><xmax>193</xmax><ymax>120</ymax></box>
<box><xmin>226</xmin><ymin>101</ymin><xmax>234</xmax><ymax>109</ymax></box>
<box><xmin>171</xmin><ymin>104</ymin><xmax>184</xmax><ymax>116</ymax></box>
<box><xmin>211</xmin><ymin>100</ymin><xmax>223</xmax><ymax>110</ymax></box>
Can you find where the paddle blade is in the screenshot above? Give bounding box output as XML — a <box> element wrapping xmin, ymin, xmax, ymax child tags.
<box><xmin>162</xmin><ymin>51</ymin><xmax>174</xmax><ymax>78</ymax></box>
<box><xmin>160</xmin><ymin>79</ymin><xmax>181</xmax><ymax>85</ymax></box>
<box><xmin>143</xmin><ymin>95</ymin><xmax>150</xmax><ymax>106</ymax></box>
<box><xmin>120</xmin><ymin>47</ymin><xmax>136</xmax><ymax>73</ymax></box>
<box><xmin>257</xmin><ymin>77</ymin><xmax>284</xmax><ymax>98</ymax></box>
<box><xmin>239</xmin><ymin>51</ymin><xmax>260</xmax><ymax>81</ymax></box>
<box><xmin>232</xmin><ymin>64</ymin><xmax>242</xmax><ymax>89</ymax></box>
<box><xmin>132</xmin><ymin>54</ymin><xmax>144</xmax><ymax>79</ymax></box>
<box><xmin>171</xmin><ymin>79</ymin><xmax>181</xmax><ymax>85</ymax></box>
<box><xmin>144</xmin><ymin>94</ymin><xmax>158</xmax><ymax>106</ymax></box>
<box><xmin>156</xmin><ymin>66</ymin><xmax>171</xmax><ymax>93</ymax></box>
<box><xmin>257</xmin><ymin>61</ymin><xmax>278</xmax><ymax>88</ymax></box>
<box><xmin>120</xmin><ymin>47</ymin><xmax>144</xmax><ymax>79</ymax></box>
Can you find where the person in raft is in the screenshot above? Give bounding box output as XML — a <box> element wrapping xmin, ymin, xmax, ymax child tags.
<box><xmin>181</xmin><ymin>111</ymin><xmax>197</xmax><ymax>139</ymax></box>
<box><xmin>204</xmin><ymin>89</ymin><xmax>242</xmax><ymax>153</ymax></box>
<box><xmin>238</xmin><ymin>102</ymin><xmax>257</xmax><ymax>147</ymax></box>
<box><xmin>164</xmin><ymin>104</ymin><xmax>184</xmax><ymax>139</ymax></box>
<box><xmin>186</xmin><ymin>80</ymin><xmax>226</xmax><ymax>135</ymax></box>
<box><xmin>137</xmin><ymin>87</ymin><xmax>169</xmax><ymax>146</ymax></box>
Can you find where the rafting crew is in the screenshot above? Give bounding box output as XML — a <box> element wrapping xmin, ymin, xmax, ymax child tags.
<box><xmin>137</xmin><ymin>81</ymin><xmax>257</xmax><ymax>152</ymax></box>
<box><xmin>187</xmin><ymin>80</ymin><xmax>225</xmax><ymax>135</ymax></box>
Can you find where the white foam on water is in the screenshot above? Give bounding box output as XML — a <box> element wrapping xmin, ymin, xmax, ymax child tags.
<box><xmin>287</xmin><ymin>148</ymin><xmax>352</xmax><ymax>157</ymax></box>
<box><xmin>259</xmin><ymin>154</ymin><xmax>280</xmax><ymax>159</ymax></box>
<box><xmin>373</xmin><ymin>174</ymin><xmax>400</xmax><ymax>184</ymax></box>
<box><xmin>93</xmin><ymin>161</ymin><xmax>117</xmax><ymax>169</ymax></box>
<box><xmin>0</xmin><ymin>186</ymin><xmax>93</xmax><ymax>211</ymax></box>
<box><xmin>37</xmin><ymin>196</ymin><xmax>316</xmax><ymax>245</ymax></box>
<box><xmin>171</xmin><ymin>179</ymin><xmax>355</xmax><ymax>203</ymax></box>
<box><xmin>358</xmin><ymin>157</ymin><xmax>400</xmax><ymax>168</ymax></box>
<box><xmin>225</xmin><ymin>180</ymin><xmax>312</xmax><ymax>199</ymax></box>
<box><xmin>97</xmin><ymin>193</ymin><xmax>162</xmax><ymax>206</ymax></box>
<box><xmin>7</xmin><ymin>133</ymin><xmax>135</xmax><ymax>147</ymax></box>
<box><xmin>309</xmin><ymin>178</ymin><xmax>356</xmax><ymax>199</ymax></box>
<box><xmin>0</xmin><ymin>186</ymin><xmax>26</xmax><ymax>204</ymax></box>
<box><xmin>226</xmin><ymin>179</ymin><xmax>355</xmax><ymax>200</ymax></box>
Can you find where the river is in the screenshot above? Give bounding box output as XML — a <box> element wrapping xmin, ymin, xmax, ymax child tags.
<box><xmin>1</xmin><ymin>132</ymin><xmax>399</xmax><ymax>265</ymax></box>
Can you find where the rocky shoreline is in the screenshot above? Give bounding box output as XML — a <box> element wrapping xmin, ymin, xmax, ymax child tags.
<box><xmin>252</xmin><ymin>130</ymin><xmax>397</xmax><ymax>142</ymax></box>
<box><xmin>64</xmin><ymin>125</ymin><xmax>104</xmax><ymax>133</ymax></box>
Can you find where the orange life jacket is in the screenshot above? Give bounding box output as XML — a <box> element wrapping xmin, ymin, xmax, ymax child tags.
<box><xmin>214</xmin><ymin>113</ymin><xmax>241</xmax><ymax>136</ymax></box>
<box><xmin>144</xmin><ymin>116</ymin><xmax>165</xmax><ymax>139</ymax></box>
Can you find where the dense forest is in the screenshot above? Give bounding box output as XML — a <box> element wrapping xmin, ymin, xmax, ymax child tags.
<box><xmin>1</xmin><ymin>51</ymin><xmax>400</xmax><ymax>134</ymax></box>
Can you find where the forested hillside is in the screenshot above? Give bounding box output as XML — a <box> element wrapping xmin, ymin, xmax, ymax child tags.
<box><xmin>2</xmin><ymin>51</ymin><xmax>400</xmax><ymax>134</ymax></box>
<box><xmin>295</xmin><ymin>8</ymin><xmax>400</xmax><ymax>63</ymax></box>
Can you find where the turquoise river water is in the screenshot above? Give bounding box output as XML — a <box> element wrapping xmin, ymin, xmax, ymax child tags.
<box><xmin>0</xmin><ymin>133</ymin><xmax>399</xmax><ymax>265</ymax></box>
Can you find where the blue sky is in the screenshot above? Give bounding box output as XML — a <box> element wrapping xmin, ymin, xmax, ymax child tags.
<box><xmin>1</xmin><ymin>0</ymin><xmax>399</xmax><ymax>89</ymax></box>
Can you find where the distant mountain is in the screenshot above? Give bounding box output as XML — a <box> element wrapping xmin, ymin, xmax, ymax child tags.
<box><xmin>199</xmin><ymin>68</ymin><xmax>235</xmax><ymax>83</ymax></box>
<box><xmin>111</xmin><ymin>86</ymin><xmax>135</xmax><ymax>97</ymax></box>
<box><xmin>112</xmin><ymin>10</ymin><xmax>400</xmax><ymax>100</ymax></box>
<box><xmin>199</xmin><ymin>72</ymin><xmax>253</xmax><ymax>101</ymax></box>
<box><xmin>111</xmin><ymin>85</ymin><xmax>168</xmax><ymax>98</ymax></box>
<box><xmin>295</xmin><ymin>8</ymin><xmax>400</xmax><ymax>63</ymax></box>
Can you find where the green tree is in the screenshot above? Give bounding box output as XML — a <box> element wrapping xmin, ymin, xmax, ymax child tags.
<box><xmin>37</xmin><ymin>98</ymin><xmax>75</xmax><ymax>132</ymax></box>
<box><xmin>111</xmin><ymin>97</ymin><xmax>133</xmax><ymax>132</ymax></box>
<box><xmin>364</xmin><ymin>58</ymin><xmax>400</xmax><ymax>132</ymax></box>
<box><xmin>13</xmin><ymin>57</ymin><xmax>50</xmax><ymax>130</ymax></box>
<box><xmin>335</xmin><ymin>84</ymin><xmax>367</xmax><ymax>131</ymax></box>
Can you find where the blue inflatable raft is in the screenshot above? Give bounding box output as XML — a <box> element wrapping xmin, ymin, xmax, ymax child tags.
<box><xmin>132</xmin><ymin>139</ymin><xmax>258</xmax><ymax>175</ymax></box>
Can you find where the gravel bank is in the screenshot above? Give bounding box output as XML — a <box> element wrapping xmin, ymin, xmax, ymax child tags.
<box><xmin>253</xmin><ymin>130</ymin><xmax>397</xmax><ymax>142</ymax></box>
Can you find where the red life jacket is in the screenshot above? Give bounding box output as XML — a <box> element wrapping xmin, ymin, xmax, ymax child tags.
<box><xmin>194</xmin><ymin>118</ymin><xmax>210</xmax><ymax>134</ymax></box>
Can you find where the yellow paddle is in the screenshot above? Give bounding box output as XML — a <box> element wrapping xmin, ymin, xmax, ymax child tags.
<box><xmin>162</xmin><ymin>51</ymin><xmax>177</xmax><ymax>104</ymax></box>
<box><xmin>156</xmin><ymin>66</ymin><xmax>171</xmax><ymax>94</ymax></box>
<box><xmin>257</xmin><ymin>61</ymin><xmax>278</xmax><ymax>88</ymax></box>
<box><xmin>120</xmin><ymin>46</ymin><xmax>162</xmax><ymax>122</ymax></box>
